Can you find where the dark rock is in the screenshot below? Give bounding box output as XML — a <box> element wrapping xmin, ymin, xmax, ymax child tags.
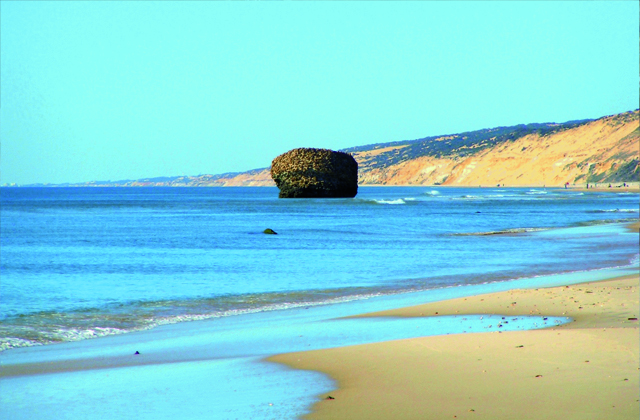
<box><xmin>271</xmin><ymin>148</ymin><xmax>358</xmax><ymax>198</ymax></box>
<box><xmin>263</xmin><ymin>228</ymin><xmax>278</xmax><ymax>235</ymax></box>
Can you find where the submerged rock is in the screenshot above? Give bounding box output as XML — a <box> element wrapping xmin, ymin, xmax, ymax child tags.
<box><xmin>270</xmin><ymin>148</ymin><xmax>358</xmax><ymax>198</ymax></box>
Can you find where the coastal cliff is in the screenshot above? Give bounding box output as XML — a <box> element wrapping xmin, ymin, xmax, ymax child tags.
<box><xmin>37</xmin><ymin>110</ymin><xmax>638</xmax><ymax>188</ymax></box>
<box><xmin>216</xmin><ymin>109</ymin><xmax>638</xmax><ymax>187</ymax></box>
<box><xmin>353</xmin><ymin>110</ymin><xmax>638</xmax><ymax>186</ymax></box>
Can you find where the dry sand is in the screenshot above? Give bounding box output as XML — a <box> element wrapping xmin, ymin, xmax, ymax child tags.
<box><xmin>269</xmin><ymin>274</ymin><xmax>639</xmax><ymax>420</ymax></box>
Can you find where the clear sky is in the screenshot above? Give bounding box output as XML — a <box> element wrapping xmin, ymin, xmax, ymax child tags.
<box><xmin>2</xmin><ymin>1</ymin><xmax>638</xmax><ymax>185</ymax></box>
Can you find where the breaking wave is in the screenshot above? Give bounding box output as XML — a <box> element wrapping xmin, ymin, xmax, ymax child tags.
<box><xmin>588</xmin><ymin>209</ymin><xmax>638</xmax><ymax>214</ymax></box>
<box><xmin>0</xmin><ymin>289</ymin><xmax>387</xmax><ymax>351</ymax></box>
<box><xmin>451</xmin><ymin>227</ymin><xmax>550</xmax><ymax>236</ymax></box>
<box><xmin>356</xmin><ymin>198</ymin><xmax>409</xmax><ymax>205</ymax></box>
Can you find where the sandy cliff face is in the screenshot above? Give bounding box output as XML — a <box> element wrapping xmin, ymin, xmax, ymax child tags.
<box><xmin>353</xmin><ymin>110</ymin><xmax>638</xmax><ymax>186</ymax></box>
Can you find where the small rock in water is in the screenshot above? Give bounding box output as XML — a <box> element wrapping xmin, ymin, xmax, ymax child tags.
<box><xmin>263</xmin><ymin>228</ymin><xmax>278</xmax><ymax>235</ymax></box>
<box><xmin>134</xmin><ymin>351</ymin><xmax>140</xmax><ymax>355</ymax></box>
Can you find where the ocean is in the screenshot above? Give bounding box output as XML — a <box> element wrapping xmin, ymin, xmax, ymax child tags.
<box><xmin>1</xmin><ymin>186</ymin><xmax>638</xmax><ymax>419</ymax></box>
<box><xmin>1</xmin><ymin>186</ymin><xmax>638</xmax><ymax>350</ymax></box>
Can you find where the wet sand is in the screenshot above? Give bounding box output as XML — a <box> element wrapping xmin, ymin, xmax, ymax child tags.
<box><xmin>269</xmin><ymin>274</ymin><xmax>639</xmax><ymax>420</ymax></box>
<box><xmin>573</xmin><ymin>188</ymin><xmax>640</xmax><ymax>193</ymax></box>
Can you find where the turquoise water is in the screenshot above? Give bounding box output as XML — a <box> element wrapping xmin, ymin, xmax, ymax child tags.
<box><xmin>0</xmin><ymin>186</ymin><xmax>638</xmax><ymax>419</ymax></box>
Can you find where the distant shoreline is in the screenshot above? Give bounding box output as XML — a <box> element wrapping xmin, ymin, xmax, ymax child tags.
<box><xmin>4</xmin><ymin>183</ymin><xmax>639</xmax><ymax>193</ymax></box>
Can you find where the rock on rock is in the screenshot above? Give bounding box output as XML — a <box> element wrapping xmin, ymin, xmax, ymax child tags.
<box><xmin>270</xmin><ymin>148</ymin><xmax>358</xmax><ymax>198</ymax></box>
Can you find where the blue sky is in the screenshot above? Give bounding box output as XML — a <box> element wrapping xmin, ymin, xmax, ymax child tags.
<box><xmin>2</xmin><ymin>1</ymin><xmax>638</xmax><ymax>185</ymax></box>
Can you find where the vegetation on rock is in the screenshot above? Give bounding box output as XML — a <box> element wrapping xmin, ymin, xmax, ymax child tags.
<box><xmin>270</xmin><ymin>148</ymin><xmax>358</xmax><ymax>198</ymax></box>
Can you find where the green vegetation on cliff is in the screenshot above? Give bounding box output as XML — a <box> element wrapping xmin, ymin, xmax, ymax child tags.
<box><xmin>342</xmin><ymin>119</ymin><xmax>593</xmax><ymax>170</ymax></box>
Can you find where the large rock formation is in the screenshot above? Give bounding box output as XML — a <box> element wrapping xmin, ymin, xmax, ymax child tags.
<box><xmin>270</xmin><ymin>148</ymin><xmax>358</xmax><ymax>198</ymax></box>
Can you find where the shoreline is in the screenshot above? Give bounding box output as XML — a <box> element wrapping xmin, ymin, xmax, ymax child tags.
<box><xmin>4</xmin><ymin>219</ymin><xmax>637</xmax><ymax>355</ymax></box>
<box><xmin>2</xmin><ymin>218</ymin><xmax>638</xmax><ymax>418</ymax></box>
<box><xmin>1</xmin><ymin>267</ymin><xmax>638</xmax><ymax>420</ymax></box>
<box><xmin>269</xmin><ymin>273</ymin><xmax>639</xmax><ymax>420</ymax></box>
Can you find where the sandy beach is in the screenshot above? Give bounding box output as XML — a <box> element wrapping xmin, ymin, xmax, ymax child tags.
<box><xmin>568</xmin><ymin>181</ymin><xmax>640</xmax><ymax>194</ymax></box>
<box><xmin>269</xmin><ymin>273</ymin><xmax>639</xmax><ymax>420</ymax></box>
<box><xmin>572</xmin><ymin>187</ymin><xmax>640</xmax><ymax>193</ymax></box>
